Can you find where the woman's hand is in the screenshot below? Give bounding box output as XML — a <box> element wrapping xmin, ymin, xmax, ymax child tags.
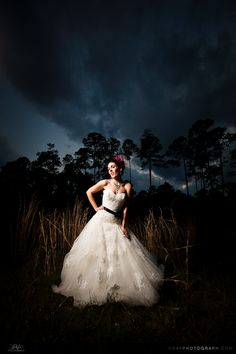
<box><xmin>95</xmin><ymin>205</ymin><xmax>104</xmax><ymax>212</ymax></box>
<box><xmin>120</xmin><ymin>225</ymin><xmax>130</xmax><ymax>239</ymax></box>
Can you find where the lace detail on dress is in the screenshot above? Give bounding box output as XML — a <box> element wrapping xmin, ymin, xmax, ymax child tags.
<box><xmin>102</xmin><ymin>188</ymin><xmax>126</xmax><ymax>213</ymax></box>
<box><xmin>77</xmin><ymin>274</ymin><xmax>87</xmax><ymax>288</ymax></box>
<box><xmin>107</xmin><ymin>284</ymin><xmax>121</xmax><ymax>301</ymax></box>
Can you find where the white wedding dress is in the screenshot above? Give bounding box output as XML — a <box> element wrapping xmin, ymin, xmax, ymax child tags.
<box><xmin>52</xmin><ymin>188</ymin><xmax>164</xmax><ymax>307</ymax></box>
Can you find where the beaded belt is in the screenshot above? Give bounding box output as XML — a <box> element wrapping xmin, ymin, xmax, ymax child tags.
<box><xmin>103</xmin><ymin>206</ymin><xmax>119</xmax><ymax>217</ymax></box>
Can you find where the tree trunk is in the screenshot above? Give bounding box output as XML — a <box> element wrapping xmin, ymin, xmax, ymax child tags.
<box><xmin>201</xmin><ymin>168</ymin><xmax>206</xmax><ymax>190</ymax></box>
<box><xmin>207</xmin><ymin>160</ymin><xmax>213</xmax><ymax>191</ymax></box>
<box><xmin>93</xmin><ymin>167</ymin><xmax>96</xmax><ymax>183</ymax></box>
<box><xmin>129</xmin><ymin>160</ymin><xmax>132</xmax><ymax>182</ymax></box>
<box><xmin>219</xmin><ymin>153</ymin><xmax>224</xmax><ymax>192</ymax></box>
<box><xmin>183</xmin><ymin>158</ymin><xmax>189</xmax><ymax>196</ymax></box>
<box><xmin>149</xmin><ymin>158</ymin><xmax>152</xmax><ymax>188</ymax></box>
<box><xmin>195</xmin><ymin>176</ymin><xmax>198</xmax><ymax>194</ymax></box>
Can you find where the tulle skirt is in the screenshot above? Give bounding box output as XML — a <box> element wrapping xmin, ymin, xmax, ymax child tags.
<box><xmin>52</xmin><ymin>210</ymin><xmax>164</xmax><ymax>307</ymax></box>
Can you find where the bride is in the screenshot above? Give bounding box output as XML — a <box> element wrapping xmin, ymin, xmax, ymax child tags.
<box><xmin>52</xmin><ymin>155</ymin><xmax>164</xmax><ymax>307</ymax></box>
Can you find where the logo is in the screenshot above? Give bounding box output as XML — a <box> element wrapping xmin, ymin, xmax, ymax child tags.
<box><xmin>8</xmin><ymin>344</ymin><xmax>25</xmax><ymax>352</ymax></box>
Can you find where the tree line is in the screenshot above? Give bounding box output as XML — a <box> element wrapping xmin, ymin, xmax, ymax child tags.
<box><xmin>0</xmin><ymin>118</ymin><xmax>236</xmax><ymax>209</ymax></box>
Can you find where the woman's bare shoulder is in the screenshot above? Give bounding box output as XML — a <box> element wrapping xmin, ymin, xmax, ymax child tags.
<box><xmin>123</xmin><ymin>180</ymin><xmax>132</xmax><ymax>187</ymax></box>
<box><xmin>97</xmin><ymin>179</ymin><xmax>110</xmax><ymax>187</ymax></box>
<box><xmin>123</xmin><ymin>181</ymin><xmax>132</xmax><ymax>191</ymax></box>
<box><xmin>87</xmin><ymin>179</ymin><xmax>109</xmax><ymax>193</ymax></box>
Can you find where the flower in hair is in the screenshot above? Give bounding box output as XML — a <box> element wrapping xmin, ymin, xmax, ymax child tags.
<box><xmin>113</xmin><ymin>155</ymin><xmax>124</xmax><ymax>164</ymax></box>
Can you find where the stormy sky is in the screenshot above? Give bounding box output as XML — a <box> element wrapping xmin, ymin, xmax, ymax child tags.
<box><xmin>1</xmin><ymin>0</ymin><xmax>236</xmax><ymax>191</ymax></box>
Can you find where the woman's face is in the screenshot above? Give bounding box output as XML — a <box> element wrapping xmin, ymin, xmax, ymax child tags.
<box><xmin>108</xmin><ymin>162</ymin><xmax>120</xmax><ymax>179</ymax></box>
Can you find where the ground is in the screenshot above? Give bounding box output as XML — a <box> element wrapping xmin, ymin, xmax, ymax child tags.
<box><xmin>2</xmin><ymin>259</ymin><xmax>235</xmax><ymax>353</ymax></box>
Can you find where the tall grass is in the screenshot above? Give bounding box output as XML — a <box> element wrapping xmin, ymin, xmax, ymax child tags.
<box><xmin>15</xmin><ymin>194</ymin><xmax>40</xmax><ymax>260</ymax></box>
<box><xmin>16</xmin><ymin>196</ymin><xmax>196</xmax><ymax>282</ymax></box>
<box><xmin>37</xmin><ymin>199</ymin><xmax>90</xmax><ymax>275</ymax></box>
<box><xmin>131</xmin><ymin>209</ymin><xmax>195</xmax><ymax>285</ymax></box>
<box><xmin>9</xmin><ymin>197</ymin><xmax>235</xmax><ymax>348</ymax></box>
<box><xmin>16</xmin><ymin>197</ymin><xmax>90</xmax><ymax>275</ymax></box>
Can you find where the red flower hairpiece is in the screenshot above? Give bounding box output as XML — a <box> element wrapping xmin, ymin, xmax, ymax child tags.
<box><xmin>113</xmin><ymin>155</ymin><xmax>124</xmax><ymax>164</ymax></box>
<box><xmin>113</xmin><ymin>155</ymin><xmax>128</xmax><ymax>168</ymax></box>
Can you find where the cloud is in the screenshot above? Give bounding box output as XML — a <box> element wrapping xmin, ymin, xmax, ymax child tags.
<box><xmin>1</xmin><ymin>0</ymin><xmax>236</xmax><ymax>166</ymax></box>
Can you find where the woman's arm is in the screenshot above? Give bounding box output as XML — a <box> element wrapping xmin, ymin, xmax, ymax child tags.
<box><xmin>120</xmin><ymin>182</ymin><xmax>132</xmax><ymax>238</ymax></box>
<box><xmin>86</xmin><ymin>180</ymin><xmax>108</xmax><ymax>211</ymax></box>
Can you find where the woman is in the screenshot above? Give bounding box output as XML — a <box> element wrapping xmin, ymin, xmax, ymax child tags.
<box><xmin>52</xmin><ymin>155</ymin><xmax>164</xmax><ymax>307</ymax></box>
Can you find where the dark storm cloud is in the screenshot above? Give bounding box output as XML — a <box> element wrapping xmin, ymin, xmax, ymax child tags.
<box><xmin>1</xmin><ymin>0</ymin><xmax>236</xmax><ymax>144</ymax></box>
<box><xmin>0</xmin><ymin>0</ymin><xmax>75</xmax><ymax>106</ymax></box>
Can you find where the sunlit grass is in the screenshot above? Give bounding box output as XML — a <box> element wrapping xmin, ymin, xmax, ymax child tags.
<box><xmin>16</xmin><ymin>196</ymin><xmax>196</xmax><ymax>284</ymax></box>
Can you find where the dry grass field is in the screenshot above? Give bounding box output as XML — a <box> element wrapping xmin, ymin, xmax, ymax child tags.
<box><xmin>1</xmin><ymin>196</ymin><xmax>235</xmax><ymax>353</ymax></box>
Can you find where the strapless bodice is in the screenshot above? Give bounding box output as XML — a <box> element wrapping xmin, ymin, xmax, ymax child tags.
<box><xmin>102</xmin><ymin>188</ymin><xmax>126</xmax><ymax>213</ymax></box>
